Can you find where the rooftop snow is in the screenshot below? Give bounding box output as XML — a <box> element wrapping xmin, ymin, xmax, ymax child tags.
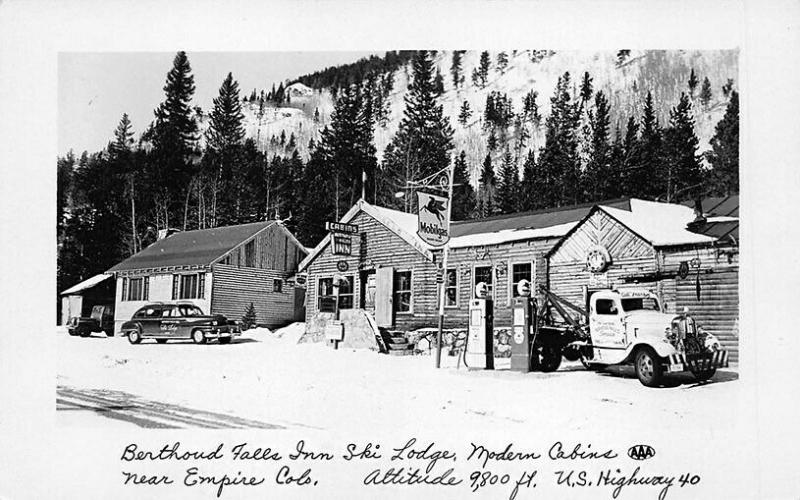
<box><xmin>600</xmin><ymin>199</ymin><xmax>718</xmax><ymax>247</ymax></box>
<box><xmin>61</xmin><ymin>273</ymin><xmax>113</xmax><ymax>295</ymax></box>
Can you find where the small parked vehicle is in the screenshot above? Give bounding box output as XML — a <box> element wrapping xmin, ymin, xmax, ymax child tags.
<box><xmin>120</xmin><ymin>303</ymin><xmax>241</xmax><ymax>345</ymax></box>
<box><xmin>66</xmin><ymin>305</ymin><xmax>114</xmax><ymax>337</ymax></box>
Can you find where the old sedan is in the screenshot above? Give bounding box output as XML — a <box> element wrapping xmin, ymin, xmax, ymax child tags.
<box><xmin>120</xmin><ymin>303</ymin><xmax>241</xmax><ymax>345</ymax></box>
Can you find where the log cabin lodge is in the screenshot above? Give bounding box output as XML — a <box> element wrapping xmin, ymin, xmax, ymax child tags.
<box><xmin>299</xmin><ymin>196</ymin><xmax>739</xmax><ymax>361</ymax></box>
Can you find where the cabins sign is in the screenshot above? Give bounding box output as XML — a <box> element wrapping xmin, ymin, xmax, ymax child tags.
<box><xmin>417</xmin><ymin>192</ymin><xmax>450</xmax><ymax>247</ymax></box>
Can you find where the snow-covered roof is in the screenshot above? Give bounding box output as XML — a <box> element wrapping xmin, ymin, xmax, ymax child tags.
<box><xmin>449</xmin><ymin>221</ymin><xmax>577</xmax><ymax>249</ymax></box>
<box><xmin>60</xmin><ymin>273</ymin><xmax>113</xmax><ymax>296</ymax></box>
<box><xmin>298</xmin><ymin>200</ymin><xmax>435</xmax><ymax>271</ymax></box>
<box><xmin>599</xmin><ymin>199</ymin><xmax>718</xmax><ymax>247</ymax></box>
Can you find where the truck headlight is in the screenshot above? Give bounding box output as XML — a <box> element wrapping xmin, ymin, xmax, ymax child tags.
<box><xmin>211</xmin><ymin>320</ymin><xmax>218</xmax><ymax>326</ymax></box>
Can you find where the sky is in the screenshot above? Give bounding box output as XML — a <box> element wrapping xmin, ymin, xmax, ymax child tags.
<box><xmin>58</xmin><ymin>51</ymin><xmax>377</xmax><ymax>155</ymax></box>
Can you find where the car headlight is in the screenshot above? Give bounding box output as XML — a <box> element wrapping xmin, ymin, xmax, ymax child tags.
<box><xmin>211</xmin><ymin>320</ymin><xmax>218</xmax><ymax>326</ymax></box>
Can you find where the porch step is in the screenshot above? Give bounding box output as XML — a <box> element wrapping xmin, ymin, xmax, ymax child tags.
<box><xmin>387</xmin><ymin>346</ymin><xmax>415</xmax><ymax>356</ymax></box>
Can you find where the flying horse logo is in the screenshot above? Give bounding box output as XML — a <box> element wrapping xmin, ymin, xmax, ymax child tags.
<box><xmin>419</xmin><ymin>197</ymin><xmax>446</xmax><ymax>223</ymax></box>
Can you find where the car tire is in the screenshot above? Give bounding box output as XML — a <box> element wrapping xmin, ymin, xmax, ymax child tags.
<box><xmin>127</xmin><ymin>329</ymin><xmax>142</xmax><ymax>345</ymax></box>
<box><xmin>191</xmin><ymin>329</ymin><xmax>206</xmax><ymax>345</ymax></box>
<box><xmin>156</xmin><ymin>339</ymin><xmax>168</xmax><ymax>344</ymax></box>
<box><xmin>105</xmin><ymin>330</ymin><xmax>114</xmax><ymax>337</ymax></box>
<box><xmin>79</xmin><ymin>329</ymin><xmax>91</xmax><ymax>338</ymax></box>
<box><xmin>67</xmin><ymin>329</ymin><xmax>79</xmax><ymax>337</ymax></box>
<box><xmin>219</xmin><ymin>337</ymin><xmax>232</xmax><ymax>345</ymax></box>
<box><xmin>635</xmin><ymin>347</ymin><xmax>663</xmax><ymax>387</ymax></box>
<box><xmin>692</xmin><ymin>367</ymin><xmax>716</xmax><ymax>383</ymax></box>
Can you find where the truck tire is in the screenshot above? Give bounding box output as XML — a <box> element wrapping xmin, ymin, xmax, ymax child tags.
<box><xmin>127</xmin><ymin>329</ymin><xmax>142</xmax><ymax>345</ymax></box>
<box><xmin>635</xmin><ymin>347</ymin><xmax>663</xmax><ymax>387</ymax></box>
<box><xmin>539</xmin><ymin>346</ymin><xmax>562</xmax><ymax>372</ymax></box>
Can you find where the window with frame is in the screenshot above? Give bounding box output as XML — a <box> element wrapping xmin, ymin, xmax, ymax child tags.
<box><xmin>596</xmin><ymin>299</ymin><xmax>620</xmax><ymax>315</ymax></box>
<box><xmin>333</xmin><ymin>234</ymin><xmax>352</xmax><ymax>255</ymax></box>
<box><xmin>444</xmin><ymin>268</ymin><xmax>458</xmax><ymax>307</ymax></box>
<box><xmin>510</xmin><ymin>262</ymin><xmax>533</xmax><ymax>298</ymax></box>
<box><xmin>244</xmin><ymin>240</ymin><xmax>256</xmax><ymax>267</ymax></box>
<box><xmin>172</xmin><ymin>273</ymin><xmax>205</xmax><ymax>300</ymax></box>
<box><xmin>337</xmin><ymin>276</ymin><xmax>354</xmax><ymax>310</ymax></box>
<box><xmin>394</xmin><ymin>271</ymin><xmax>412</xmax><ymax>312</ymax></box>
<box><xmin>317</xmin><ymin>278</ymin><xmax>336</xmax><ymax>312</ymax></box>
<box><xmin>273</xmin><ymin>279</ymin><xmax>283</xmax><ymax>293</ymax></box>
<box><xmin>122</xmin><ymin>276</ymin><xmax>149</xmax><ymax>301</ymax></box>
<box><xmin>473</xmin><ymin>266</ymin><xmax>493</xmax><ymax>298</ymax></box>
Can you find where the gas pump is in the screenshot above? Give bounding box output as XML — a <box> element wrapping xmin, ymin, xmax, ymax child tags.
<box><xmin>510</xmin><ymin>279</ymin><xmax>534</xmax><ymax>372</ymax></box>
<box><xmin>466</xmin><ymin>282</ymin><xmax>494</xmax><ymax>369</ymax></box>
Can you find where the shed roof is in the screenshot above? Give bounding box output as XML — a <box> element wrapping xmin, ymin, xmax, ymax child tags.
<box><xmin>60</xmin><ymin>273</ymin><xmax>113</xmax><ymax>296</ymax></box>
<box><xmin>600</xmin><ymin>199</ymin><xmax>718</xmax><ymax>247</ymax></box>
<box><xmin>681</xmin><ymin>194</ymin><xmax>739</xmax><ymax>218</ymax></box>
<box><xmin>107</xmin><ymin>221</ymin><xmax>281</xmax><ymax>272</ymax></box>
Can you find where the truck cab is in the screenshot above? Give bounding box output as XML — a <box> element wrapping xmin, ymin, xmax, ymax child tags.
<box><xmin>585</xmin><ymin>288</ymin><xmax>728</xmax><ymax>386</ymax></box>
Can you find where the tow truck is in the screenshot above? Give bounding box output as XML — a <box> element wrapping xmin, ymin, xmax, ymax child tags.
<box><xmin>527</xmin><ymin>285</ymin><xmax>729</xmax><ymax>386</ymax></box>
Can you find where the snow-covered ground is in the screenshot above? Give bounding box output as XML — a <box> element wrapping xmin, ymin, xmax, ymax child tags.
<box><xmin>56</xmin><ymin>323</ymin><xmax>740</xmax><ymax>435</ymax></box>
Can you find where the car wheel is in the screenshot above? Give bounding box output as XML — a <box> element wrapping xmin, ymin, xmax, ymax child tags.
<box><xmin>105</xmin><ymin>330</ymin><xmax>114</xmax><ymax>337</ymax></box>
<box><xmin>635</xmin><ymin>347</ymin><xmax>663</xmax><ymax>387</ymax></box>
<box><xmin>127</xmin><ymin>329</ymin><xmax>142</xmax><ymax>345</ymax></box>
<box><xmin>691</xmin><ymin>367</ymin><xmax>716</xmax><ymax>383</ymax></box>
<box><xmin>67</xmin><ymin>329</ymin><xmax>79</xmax><ymax>337</ymax></box>
<box><xmin>191</xmin><ymin>329</ymin><xmax>206</xmax><ymax>345</ymax></box>
<box><xmin>79</xmin><ymin>329</ymin><xmax>91</xmax><ymax>338</ymax></box>
<box><xmin>219</xmin><ymin>337</ymin><xmax>232</xmax><ymax>345</ymax></box>
<box><xmin>156</xmin><ymin>339</ymin><xmax>168</xmax><ymax>344</ymax></box>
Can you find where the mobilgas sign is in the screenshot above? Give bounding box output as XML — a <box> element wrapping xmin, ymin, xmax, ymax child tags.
<box><xmin>325</xmin><ymin>222</ymin><xmax>359</xmax><ymax>234</ymax></box>
<box><xmin>417</xmin><ymin>192</ymin><xmax>450</xmax><ymax>247</ymax></box>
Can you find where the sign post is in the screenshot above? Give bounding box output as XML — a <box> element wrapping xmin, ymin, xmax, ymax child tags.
<box><xmin>415</xmin><ymin>165</ymin><xmax>454</xmax><ymax>369</ymax></box>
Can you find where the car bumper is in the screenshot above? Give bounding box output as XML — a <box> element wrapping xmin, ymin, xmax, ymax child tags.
<box><xmin>199</xmin><ymin>327</ymin><xmax>242</xmax><ymax>338</ymax></box>
<box><xmin>666</xmin><ymin>350</ymin><xmax>729</xmax><ymax>373</ymax></box>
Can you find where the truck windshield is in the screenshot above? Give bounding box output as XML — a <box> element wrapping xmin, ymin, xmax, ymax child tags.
<box><xmin>621</xmin><ymin>297</ymin><xmax>660</xmax><ymax>312</ymax></box>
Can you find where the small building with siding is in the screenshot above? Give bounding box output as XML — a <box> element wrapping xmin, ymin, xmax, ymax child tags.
<box><xmin>106</xmin><ymin>220</ymin><xmax>308</xmax><ymax>334</ymax></box>
<box><xmin>298</xmin><ymin>199</ymin><xmax>629</xmax><ymax>331</ymax></box>
<box><xmin>546</xmin><ymin>196</ymin><xmax>739</xmax><ymax>361</ymax></box>
<box><xmin>60</xmin><ymin>273</ymin><xmax>115</xmax><ymax>325</ymax></box>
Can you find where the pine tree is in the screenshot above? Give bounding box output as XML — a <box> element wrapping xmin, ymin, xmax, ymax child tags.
<box><xmin>688</xmin><ymin>68</ymin><xmax>698</xmax><ymax>98</ymax></box>
<box><xmin>450</xmin><ymin>50</ymin><xmax>464</xmax><ymax>88</ymax></box>
<box><xmin>458</xmin><ymin>100</ymin><xmax>472</xmax><ymax>126</ymax></box>
<box><xmin>663</xmin><ymin>93</ymin><xmax>703</xmax><ymax>202</ymax></box>
<box><xmin>496</xmin><ymin>150</ymin><xmax>519</xmax><ymax>213</ymax></box>
<box><xmin>536</xmin><ymin>72</ymin><xmax>581</xmax><ymax>207</ymax></box>
<box><xmin>638</xmin><ymin>91</ymin><xmax>663</xmax><ymax>199</ymax></box>
<box><xmin>477</xmin><ymin>51</ymin><xmax>491</xmax><ymax>88</ymax></box>
<box><xmin>496</xmin><ymin>51</ymin><xmax>509</xmax><ymax>74</ymax></box>
<box><xmin>519</xmin><ymin>149</ymin><xmax>541</xmax><ymax>210</ymax></box>
<box><xmin>582</xmin><ymin>91</ymin><xmax>613</xmax><ymax>201</ymax></box>
<box><xmin>699</xmin><ymin>77</ymin><xmax>713</xmax><ymax>108</ymax></box>
<box><xmin>487</xmin><ymin>129</ymin><xmax>498</xmax><ymax>151</ymax></box>
<box><xmin>206</xmin><ymin>73</ymin><xmax>245</xmax><ymax>151</ymax></box>
<box><xmin>476</xmin><ymin>154</ymin><xmax>497</xmax><ymax>217</ymax></box>
<box><xmin>706</xmin><ymin>91</ymin><xmax>739</xmax><ymax>195</ymax></box>
<box><xmin>148</xmin><ymin>51</ymin><xmax>199</xmax><ymax>230</ymax></box>
<box><xmin>722</xmin><ymin>78</ymin><xmax>734</xmax><ymax>98</ymax></box>
<box><xmin>314</xmin><ymin>107</ymin><xmax>320</xmax><ymax>123</ymax></box>
<box><xmin>580</xmin><ymin>72</ymin><xmax>593</xmax><ymax>103</ymax></box>
<box><xmin>451</xmin><ymin>150</ymin><xmax>476</xmax><ymax>220</ymax></box>
<box><xmin>433</xmin><ymin>67</ymin><xmax>445</xmax><ymax>96</ymax></box>
<box><xmin>381</xmin><ymin>51</ymin><xmax>454</xmax><ymax>212</ymax></box>
<box><xmin>242</xmin><ymin>302</ymin><xmax>257</xmax><ymax>330</ymax></box>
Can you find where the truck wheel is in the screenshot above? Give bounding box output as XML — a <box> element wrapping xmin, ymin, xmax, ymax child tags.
<box><xmin>191</xmin><ymin>329</ymin><xmax>206</xmax><ymax>345</ymax></box>
<box><xmin>635</xmin><ymin>347</ymin><xmax>663</xmax><ymax>387</ymax></box>
<box><xmin>539</xmin><ymin>346</ymin><xmax>562</xmax><ymax>372</ymax></box>
<box><xmin>127</xmin><ymin>329</ymin><xmax>142</xmax><ymax>345</ymax></box>
<box><xmin>105</xmin><ymin>330</ymin><xmax>114</xmax><ymax>337</ymax></box>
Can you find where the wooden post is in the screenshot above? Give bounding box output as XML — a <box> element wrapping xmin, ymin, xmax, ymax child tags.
<box><xmin>436</xmin><ymin>159</ymin><xmax>455</xmax><ymax>369</ymax></box>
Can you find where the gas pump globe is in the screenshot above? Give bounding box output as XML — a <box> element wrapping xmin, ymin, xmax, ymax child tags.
<box><xmin>466</xmin><ymin>282</ymin><xmax>494</xmax><ymax>369</ymax></box>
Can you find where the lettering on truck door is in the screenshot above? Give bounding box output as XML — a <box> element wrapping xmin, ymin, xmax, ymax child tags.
<box><xmin>590</xmin><ymin>297</ymin><xmax>627</xmax><ymax>349</ymax></box>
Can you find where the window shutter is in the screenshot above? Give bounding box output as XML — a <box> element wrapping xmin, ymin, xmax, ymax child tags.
<box><xmin>144</xmin><ymin>277</ymin><xmax>150</xmax><ymax>300</ymax></box>
<box><xmin>121</xmin><ymin>277</ymin><xmax>128</xmax><ymax>301</ymax></box>
<box><xmin>198</xmin><ymin>273</ymin><xmax>205</xmax><ymax>299</ymax></box>
<box><xmin>172</xmin><ymin>275</ymin><xmax>179</xmax><ymax>300</ymax></box>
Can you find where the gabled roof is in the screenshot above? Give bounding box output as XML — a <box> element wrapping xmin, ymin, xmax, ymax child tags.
<box><xmin>681</xmin><ymin>194</ymin><xmax>739</xmax><ymax>242</ymax></box>
<box><xmin>298</xmin><ymin>200</ymin><xmax>434</xmax><ymax>271</ymax></box>
<box><xmin>107</xmin><ymin>220</ymin><xmax>298</xmax><ymax>273</ymax></box>
<box><xmin>61</xmin><ymin>273</ymin><xmax>113</xmax><ymax>295</ymax></box>
<box><xmin>547</xmin><ymin>199</ymin><xmax>720</xmax><ymax>258</ymax></box>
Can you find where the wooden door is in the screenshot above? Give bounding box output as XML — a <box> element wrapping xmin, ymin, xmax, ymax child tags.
<box><xmin>375</xmin><ymin>267</ymin><xmax>394</xmax><ymax>327</ymax></box>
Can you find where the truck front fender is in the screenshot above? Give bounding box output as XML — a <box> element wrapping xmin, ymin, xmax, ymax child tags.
<box><xmin>626</xmin><ymin>340</ymin><xmax>677</xmax><ymax>361</ymax></box>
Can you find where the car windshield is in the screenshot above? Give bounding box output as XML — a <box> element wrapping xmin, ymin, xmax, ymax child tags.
<box><xmin>178</xmin><ymin>305</ymin><xmax>204</xmax><ymax>317</ymax></box>
<box><xmin>621</xmin><ymin>297</ymin><xmax>661</xmax><ymax>312</ymax></box>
